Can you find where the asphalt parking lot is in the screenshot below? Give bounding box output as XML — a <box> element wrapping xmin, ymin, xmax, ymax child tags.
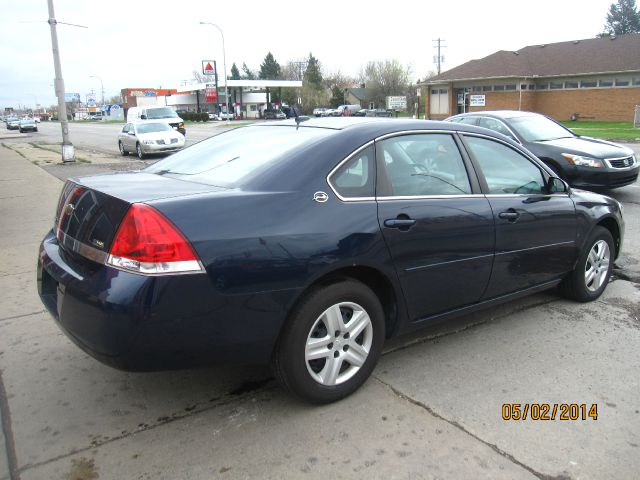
<box><xmin>1</xmin><ymin>132</ymin><xmax>639</xmax><ymax>480</ymax></box>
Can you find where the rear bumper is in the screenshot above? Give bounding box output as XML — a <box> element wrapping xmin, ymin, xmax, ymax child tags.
<box><xmin>37</xmin><ymin>230</ymin><xmax>294</xmax><ymax>371</ymax></box>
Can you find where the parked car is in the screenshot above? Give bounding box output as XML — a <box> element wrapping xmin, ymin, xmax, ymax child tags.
<box><xmin>335</xmin><ymin>104</ymin><xmax>362</xmax><ymax>116</ymax></box>
<box><xmin>366</xmin><ymin>109</ymin><xmax>393</xmax><ymax>117</ymax></box>
<box><xmin>445</xmin><ymin>111</ymin><xmax>638</xmax><ymax>189</ymax></box>
<box><xmin>18</xmin><ymin>118</ymin><xmax>38</xmax><ymax>133</ymax></box>
<box><xmin>264</xmin><ymin>109</ymin><xmax>286</xmax><ymax>120</ymax></box>
<box><xmin>353</xmin><ymin>109</ymin><xmax>369</xmax><ymax>117</ymax></box>
<box><xmin>118</xmin><ymin>121</ymin><xmax>185</xmax><ymax>159</ymax></box>
<box><xmin>126</xmin><ymin>106</ymin><xmax>186</xmax><ymax>135</ymax></box>
<box><xmin>313</xmin><ymin>107</ymin><xmax>329</xmax><ymax>117</ymax></box>
<box><xmin>210</xmin><ymin>112</ymin><xmax>234</xmax><ymax>121</ymax></box>
<box><xmin>6</xmin><ymin>117</ymin><xmax>20</xmax><ymax>130</ymax></box>
<box><xmin>38</xmin><ymin>118</ymin><xmax>624</xmax><ymax>403</ymax></box>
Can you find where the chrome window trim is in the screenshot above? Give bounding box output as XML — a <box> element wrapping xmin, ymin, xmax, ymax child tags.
<box><xmin>378</xmin><ymin>194</ymin><xmax>480</xmax><ymax>201</ymax></box>
<box><xmin>326</xmin><ymin>140</ymin><xmax>376</xmax><ymax>202</ymax></box>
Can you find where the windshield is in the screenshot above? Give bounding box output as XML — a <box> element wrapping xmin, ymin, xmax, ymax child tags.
<box><xmin>146</xmin><ymin>107</ymin><xmax>179</xmax><ymax>119</ymax></box>
<box><xmin>137</xmin><ymin>123</ymin><xmax>172</xmax><ymax>134</ymax></box>
<box><xmin>508</xmin><ymin>115</ymin><xmax>575</xmax><ymax>142</ymax></box>
<box><xmin>146</xmin><ymin>126</ymin><xmax>334</xmax><ymax>187</ymax></box>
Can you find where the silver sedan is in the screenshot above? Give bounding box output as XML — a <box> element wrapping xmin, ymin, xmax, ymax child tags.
<box><xmin>118</xmin><ymin>121</ymin><xmax>186</xmax><ymax>159</ymax></box>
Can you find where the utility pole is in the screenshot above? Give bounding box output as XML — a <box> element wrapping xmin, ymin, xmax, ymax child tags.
<box><xmin>47</xmin><ymin>0</ymin><xmax>86</xmax><ymax>162</ymax></box>
<box><xmin>432</xmin><ymin>38</ymin><xmax>447</xmax><ymax>75</ymax></box>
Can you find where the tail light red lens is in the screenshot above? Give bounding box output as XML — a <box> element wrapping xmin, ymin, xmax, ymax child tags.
<box><xmin>107</xmin><ymin>203</ymin><xmax>203</xmax><ymax>275</ymax></box>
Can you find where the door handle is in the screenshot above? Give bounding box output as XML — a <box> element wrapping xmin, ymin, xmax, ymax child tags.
<box><xmin>384</xmin><ymin>218</ymin><xmax>416</xmax><ymax>228</ymax></box>
<box><xmin>498</xmin><ymin>210</ymin><xmax>520</xmax><ymax>221</ymax></box>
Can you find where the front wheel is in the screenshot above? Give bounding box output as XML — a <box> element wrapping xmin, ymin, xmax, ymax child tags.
<box><xmin>560</xmin><ymin>226</ymin><xmax>614</xmax><ymax>302</ymax></box>
<box><xmin>273</xmin><ymin>280</ymin><xmax>385</xmax><ymax>404</ymax></box>
<box><xmin>136</xmin><ymin>142</ymin><xmax>145</xmax><ymax>159</ymax></box>
<box><xmin>119</xmin><ymin>141</ymin><xmax>129</xmax><ymax>156</ymax></box>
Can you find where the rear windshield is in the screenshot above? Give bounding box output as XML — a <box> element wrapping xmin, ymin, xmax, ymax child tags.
<box><xmin>146</xmin><ymin>107</ymin><xmax>179</xmax><ymax>119</ymax></box>
<box><xmin>145</xmin><ymin>126</ymin><xmax>335</xmax><ymax>187</ymax></box>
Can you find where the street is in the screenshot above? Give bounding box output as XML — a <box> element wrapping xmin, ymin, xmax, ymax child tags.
<box><xmin>0</xmin><ymin>126</ymin><xmax>639</xmax><ymax>479</ymax></box>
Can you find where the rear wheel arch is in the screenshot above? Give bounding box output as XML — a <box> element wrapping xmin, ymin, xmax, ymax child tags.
<box><xmin>283</xmin><ymin>266</ymin><xmax>400</xmax><ymax>341</ymax></box>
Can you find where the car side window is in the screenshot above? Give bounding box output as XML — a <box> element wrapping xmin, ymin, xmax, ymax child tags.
<box><xmin>456</xmin><ymin>116</ymin><xmax>479</xmax><ymax>126</ymax></box>
<box><xmin>478</xmin><ymin>117</ymin><xmax>517</xmax><ymax>141</ymax></box>
<box><xmin>464</xmin><ymin>136</ymin><xmax>545</xmax><ymax>195</ymax></box>
<box><xmin>330</xmin><ymin>145</ymin><xmax>375</xmax><ymax>198</ymax></box>
<box><xmin>378</xmin><ymin>134</ymin><xmax>471</xmax><ymax>197</ymax></box>
<box><xmin>122</xmin><ymin>124</ymin><xmax>129</xmax><ymax>133</ymax></box>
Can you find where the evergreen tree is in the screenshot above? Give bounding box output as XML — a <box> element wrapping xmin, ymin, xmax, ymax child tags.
<box><xmin>329</xmin><ymin>85</ymin><xmax>344</xmax><ymax>108</ymax></box>
<box><xmin>303</xmin><ymin>53</ymin><xmax>323</xmax><ymax>87</ymax></box>
<box><xmin>230</xmin><ymin>63</ymin><xmax>241</xmax><ymax>80</ymax></box>
<box><xmin>259</xmin><ymin>52</ymin><xmax>281</xmax><ymax>80</ymax></box>
<box><xmin>604</xmin><ymin>0</ymin><xmax>640</xmax><ymax>34</ymax></box>
<box><xmin>242</xmin><ymin>63</ymin><xmax>256</xmax><ymax>80</ymax></box>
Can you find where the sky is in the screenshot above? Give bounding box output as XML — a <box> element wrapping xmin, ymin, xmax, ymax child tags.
<box><xmin>0</xmin><ymin>0</ymin><xmax>615</xmax><ymax>110</ymax></box>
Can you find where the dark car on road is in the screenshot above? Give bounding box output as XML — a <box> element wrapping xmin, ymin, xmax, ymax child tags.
<box><xmin>38</xmin><ymin>118</ymin><xmax>624</xmax><ymax>403</ymax></box>
<box><xmin>445</xmin><ymin>110</ymin><xmax>638</xmax><ymax>190</ymax></box>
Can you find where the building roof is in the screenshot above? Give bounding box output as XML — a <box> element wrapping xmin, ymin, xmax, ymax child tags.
<box><xmin>426</xmin><ymin>33</ymin><xmax>640</xmax><ymax>83</ymax></box>
<box><xmin>346</xmin><ymin>88</ymin><xmax>369</xmax><ymax>100</ymax></box>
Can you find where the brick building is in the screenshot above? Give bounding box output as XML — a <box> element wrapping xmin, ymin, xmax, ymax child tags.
<box><xmin>423</xmin><ymin>34</ymin><xmax>640</xmax><ymax>121</ymax></box>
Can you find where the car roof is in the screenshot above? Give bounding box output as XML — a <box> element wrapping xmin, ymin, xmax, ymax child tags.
<box><xmin>250</xmin><ymin>117</ymin><xmax>511</xmax><ymax>139</ymax></box>
<box><xmin>450</xmin><ymin>110</ymin><xmax>541</xmax><ymax>119</ymax></box>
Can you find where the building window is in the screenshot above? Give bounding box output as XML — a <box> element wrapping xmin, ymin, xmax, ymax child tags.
<box><xmin>633</xmin><ymin>78</ymin><xmax>640</xmax><ymax>86</ymax></box>
<box><xmin>599</xmin><ymin>79</ymin><xmax>613</xmax><ymax>87</ymax></box>
<box><xmin>564</xmin><ymin>81</ymin><xmax>578</xmax><ymax>88</ymax></box>
<box><xmin>429</xmin><ymin>88</ymin><xmax>449</xmax><ymax>115</ymax></box>
<box><xmin>505</xmin><ymin>84</ymin><xmax>516</xmax><ymax>90</ymax></box>
<box><xmin>580</xmin><ymin>80</ymin><xmax>597</xmax><ymax>88</ymax></box>
<box><xmin>482</xmin><ymin>85</ymin><xmax>493</xmax><ymax>92</ymax></box>
<box><xmin>550</xmin><ymin>82</ymin><xmax>563</xmax><ymax>89</ymax></box>
<box><xmin>472</xmin><ymin>86</ymin><xmax>483</xmax><ymax>92</ymax></box>
<box><xmin>494</xmin><ymin>85</ymin><xmax>505</xmax><ymax>91</ymax></box>
<box><xmin>537</xmin><ymin>83</ymin><xmax>548</xmax><ymax>90</ymax></box>
<box><xmin>615</xmin><ymin>79</ymin><xmax>630</xmax><ymax>86</ymax></box>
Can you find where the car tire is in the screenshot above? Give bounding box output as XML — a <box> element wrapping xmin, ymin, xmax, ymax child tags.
<box><xmin>119</xmin><ymin>141</ymin><xmax>129</xmax><ymax>156</ymax></box>
<box><xmin>136</xmin><ymin>143</ymin><xmax>145</xmax><ymax>159</ymax></box>
<box><xmin>19</xmin><ymin>128</ymin><xmax>23</xmax><ymax>133</ymax></box>
<box><xmin>272</xmin><ymin>279</ymin><xmax>385</xmax><ymax>404</ymax></box>
<box><xmin>560</xmin><ymin>226</ymin><xmax>614</xmax><ymax>302</ymax></box>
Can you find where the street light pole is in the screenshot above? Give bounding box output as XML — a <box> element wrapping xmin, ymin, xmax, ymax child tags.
<box><xmin>90</xmin><ymin>75</ymin><xmax>104</xmax><ymax>105</ymax></box>
<box><xmin>199</xmin><ymin>22</ymin><xmax>230</xmax><ymax>124</ymax></box>
<box><xmin>47</xmin><ymin>0</ymin><xmax>75</xmax><ymax>162</ymax></box>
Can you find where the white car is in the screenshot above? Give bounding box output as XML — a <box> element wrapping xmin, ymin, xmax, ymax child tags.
<box><xmin>118</xmin><ymin>121</ymin><xmax>185</xmax><ymax>159</ymax></box>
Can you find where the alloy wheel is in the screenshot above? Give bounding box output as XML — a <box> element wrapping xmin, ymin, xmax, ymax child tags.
<box><xmin>585</xmin><ymin>239</ymin><xmax>610</xmax><ymax>292</ymax></box>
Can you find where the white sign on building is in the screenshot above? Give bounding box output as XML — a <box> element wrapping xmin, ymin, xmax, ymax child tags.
<box><xmin>469</xmin><ymin>95</ymin><xmax>486</xmax><ymax>107</ymax></box>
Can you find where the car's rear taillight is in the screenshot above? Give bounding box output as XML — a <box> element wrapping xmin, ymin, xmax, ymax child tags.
<box><xmin>107</xmin><ymin>203</ymin><xmax>204</xmax><ymax>275</ymax></box>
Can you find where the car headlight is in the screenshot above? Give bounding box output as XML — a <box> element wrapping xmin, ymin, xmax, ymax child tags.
<box><xmin>561</xmin><ymin>153</ymin><xmax>604</xmax><ymax>168</ymax></box>
<box><xmin>178</xmin><ymin>122</ymin><xmax>184</xmax><ymax>129</ymax></box>
<box><xmin>143</xmin><ymin>140</ymin><xmax>155</xmax><ymax>145</ymax></box>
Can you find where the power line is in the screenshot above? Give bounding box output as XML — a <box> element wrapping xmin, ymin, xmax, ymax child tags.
<box><xmin>432</xmin><ymin>38</ymin><xmax>447</xmax><ymax>74</ymax></box>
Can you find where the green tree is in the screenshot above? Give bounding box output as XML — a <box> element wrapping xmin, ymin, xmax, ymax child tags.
<box><xmin>604</xmin><ymin>0</ymin><xmax>640</xmax><ymax>34</ymax></box>
<box><xmin>329</xmin><ymin>85</ymin><xmax>344</xmax><ymax>108</ymax></box>
<box><xmin>303</xmin><ymin>53</ymin><xmax>323</xmax><ymax>87</ymax></box>
<box><xmin>242</xmin><ymin>63</ymin><xmax>256</xmax><ymax>80</ymax></box>
<box><xmin>230</xmin><ymin>63</ymin><xmax>241</xmax><ymax>80</ymax></box>
<box><xmin>259</xmin><ymin>52</ymin><xmax>281</xmax><ymax>80</ymax></box>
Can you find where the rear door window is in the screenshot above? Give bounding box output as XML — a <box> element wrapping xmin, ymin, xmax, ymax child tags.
<box><xmin>330</xmin><ymin>145</ymin><xmax>375</xmax><ymax>199</ymax></box>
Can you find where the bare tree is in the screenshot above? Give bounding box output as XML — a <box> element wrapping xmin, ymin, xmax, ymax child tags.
<box><xmin>359</xmin><ymin>60</ymin><xmax>411</xmax><ymax>108</ymax></box>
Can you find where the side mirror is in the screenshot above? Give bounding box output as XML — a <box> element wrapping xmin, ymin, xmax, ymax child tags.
<box><xmin>547</xmin><ymin>176</ymin><xmax>569</xmax><ymax>194</ymax></box>
<box><xmin>140</xmin><ymin>114</ymin><xmax>147</xmax><ymax>120</ymax></box>
<box><xmin>128</xmin><ymin>131</ymin><xmax>136</xmax><ymax>136</ymax></box>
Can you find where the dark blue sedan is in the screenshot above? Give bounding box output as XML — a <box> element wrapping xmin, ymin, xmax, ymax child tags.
<box><xmin>37</xmin><ymin>118</ymin><xmax>624</xmax><ymax>403</ymax></box>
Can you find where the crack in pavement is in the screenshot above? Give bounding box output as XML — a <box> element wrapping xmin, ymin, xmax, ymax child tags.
<box><xmin>0</xmin><ymin>368</ymin><xmax>20</xmax><ymax>480</ymax></box>
<box><xmin>13</xmin><ymin>381</ymin><xmax>276</xmax><ymax>476</ymax></box>
<box><xmin>0</xmin><ymin>311</ymin><xmax>45</xmax><ymax>324</ymax></box>
<box><xmin>374</xmin><ymin>377</ymin><xmax>567</xmax><ymax>480</ymax></box>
